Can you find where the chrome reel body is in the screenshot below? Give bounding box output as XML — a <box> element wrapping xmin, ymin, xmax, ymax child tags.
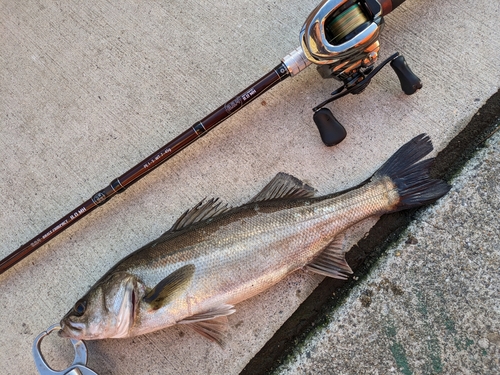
<box><xmin>300</xmin><ymin>0</ymin><xmax>384</xmax><ymax>82</ymax></box>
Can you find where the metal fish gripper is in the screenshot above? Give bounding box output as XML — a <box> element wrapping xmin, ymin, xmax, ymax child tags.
<box><xmin>33</xmin><ymin>324</ymin><xmax>98</xmax><ymax>375</ymax></box>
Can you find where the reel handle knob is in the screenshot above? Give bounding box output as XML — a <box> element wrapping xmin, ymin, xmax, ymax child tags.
<box><xmin>313</xmin><ymin>108</ymin><xmax>347</xmax><ymax>146</ymax></box>
<box><xmin>390</xmin><ymin>55</ymin><xmax>422</xmax><ymax>95</ymax></box>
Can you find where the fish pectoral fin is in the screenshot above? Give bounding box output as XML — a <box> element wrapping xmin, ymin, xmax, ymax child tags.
<box><xmin>305</xmin><ymin>236</ymin><xmax>353</xmax><ymax>280</ymax></box>
<box><xmin>187</xmin><ymin>317</ymin><xmax>229</xmax><ymax>346</ymax></box>
<box><xmin>178</xmin><ymin>304</ymin><xmax>236</xmax><ymax>346</ymax></box>
<box><xmin>143</xmin><ymin>264</ymin><xmax>195</xmax><ymax>309</ymax></box>
<box><xmin>249</xmin><ymin>172</ymin><xmax>316</xmax><ymax>203</ymax></box>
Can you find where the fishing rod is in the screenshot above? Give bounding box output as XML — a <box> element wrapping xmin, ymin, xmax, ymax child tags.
<box><xmin>1</xmin><ymin>0</ymin><xmax>421</xmax><ymax>275</ymax></box>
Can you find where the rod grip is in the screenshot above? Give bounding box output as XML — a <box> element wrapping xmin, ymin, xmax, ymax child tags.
<box><xmin>378</xmin><ymin>0</ymin><xmax>406</xmax><ymax>15</ymax></box>
<box><xmin>391</xmin><ymin>0</ymin><xmax>406</xmax><ymax>10</ymax></box>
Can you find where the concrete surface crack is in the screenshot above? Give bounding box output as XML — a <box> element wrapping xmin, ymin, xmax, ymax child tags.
<box><xmin>421</xmin><ymin>220</ymin><xmax>451</xmax><ymax>235</ymax></box>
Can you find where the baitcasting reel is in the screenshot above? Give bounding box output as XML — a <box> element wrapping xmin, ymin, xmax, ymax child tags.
<box><xmin>301</xmin><ymin>0</ymin><xmax>422</xmax><ymax>146</ymax></box>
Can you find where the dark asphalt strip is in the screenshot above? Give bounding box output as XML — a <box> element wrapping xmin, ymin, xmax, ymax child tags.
<box><xmin>240</xmin><ymin>89</ymin><xmax>500</xmax><ymax>375</ymax></box>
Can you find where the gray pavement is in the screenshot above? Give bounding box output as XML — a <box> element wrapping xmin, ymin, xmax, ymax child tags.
<box><xmin>1</xmin><ymin>0</ymin><xmax>499</xmax><ymax>374</ymax></box>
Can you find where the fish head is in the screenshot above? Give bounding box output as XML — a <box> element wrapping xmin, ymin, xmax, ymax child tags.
<box><xmin>59</xmin><ymin>272</ymin><xmax>140</xmax><ymax>340</ymax></box>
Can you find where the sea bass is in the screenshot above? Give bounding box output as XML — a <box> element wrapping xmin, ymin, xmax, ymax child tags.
<box><xmin>59</xmin><ymin>134</ymin><xmax>449</xmax><ymax>343</ymax></box>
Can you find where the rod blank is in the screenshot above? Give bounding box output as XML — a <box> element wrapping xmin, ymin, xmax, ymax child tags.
<box><xmin>0</xmin><ymin>64</ymin><xmax>290</xmax><ymax>275</ymax></box>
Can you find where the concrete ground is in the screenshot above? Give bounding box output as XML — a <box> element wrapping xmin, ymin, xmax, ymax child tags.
<box><xmin>0</xmin><ymin>0</ymin><xmax>498</xmax><ymax>374</ymax></box>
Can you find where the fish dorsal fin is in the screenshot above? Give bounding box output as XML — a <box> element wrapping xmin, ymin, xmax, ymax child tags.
<box><xmin>178</xmin><ymin>304</ymin><xmax>235</xmax><ymax>345</ymax></box>
<box><xmin>170</xmin><ymin>198</ymin><xmax>232</xmax><ymax>231</ymax></box>
<box><xmin>305</xmin><ymin>236</ymin><xmax>353</xmax><ymax>280</ymax></box>
<box><xmin>249</xmin><ymin>172</ymin><xmax>316</xmax><ymax>203</ymax></box>
<box><xmin>148</xmin><ymin>198</ymin><xmax>231</xmax><ymax>248</ymax></box>
<box><xmin>143</xmin><ymin>264</ymin><xmax>195</xmax><ymax>310</ymax></box>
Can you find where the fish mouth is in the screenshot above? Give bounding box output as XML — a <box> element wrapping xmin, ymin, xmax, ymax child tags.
<box><xmin>58</xmin><ymin>320</ymin><xmax>84</xmax><ymax>338</ymax></box>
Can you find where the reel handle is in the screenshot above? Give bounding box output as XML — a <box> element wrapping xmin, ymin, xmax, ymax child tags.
<box><xmin>313</xmin><ymin>108</ymin><xmax>347</xmax><ymax>146</ymax></box>
<box><xmin>390</xmin><ymin>55</ymin><xmax>423</xmax><ymax>95</ymax></box>
<box><xmin>311</xmin><ymin>53</ymin><xmax>422</xmax><ymax>147</ymax></box>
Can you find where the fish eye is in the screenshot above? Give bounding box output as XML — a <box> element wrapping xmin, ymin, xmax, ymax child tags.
<box><xmin>73</xmin><ymin>300</ymin><xmax>87</xmax><ymax>316</ymax></box>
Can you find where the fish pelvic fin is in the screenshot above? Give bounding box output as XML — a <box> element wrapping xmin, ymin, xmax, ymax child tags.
<box><xmin>178</xmin><ymin>304</ymin><xmax>236</xmax><ymax>346</ymax></box>
<box><xmin>186</xmin><ymin>316</ymin><xmax>230</xmax><ymax>347</ymax></box>
<box><xmin>178</xmin><ymin>303</ymin><xmax>236</xmax><ymax>324</ymax></box>
<box><xmin>143</xmin><ymin>264</ymin><xmax>195</xmax><ymax>310</ymax></box>
<box><xmin>249</xmin><ymin>172</ymin><xmax>316</xmax><ymax>203</ymax></box>
<box><xmin>374</xmin><ymin>134</ymin><xmax>450</xmax><ymax>210</ymax></box>
<box><xmin>305</xmin><ymin>236</ymin><xmax>353</xmax><ymax>280</ymax></box>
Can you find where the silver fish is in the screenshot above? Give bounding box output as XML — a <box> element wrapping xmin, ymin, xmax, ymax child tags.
<box><xmin>59</xmin><ymin>134</ymin><xmax>449</xmax><ymax>343</ymax></box>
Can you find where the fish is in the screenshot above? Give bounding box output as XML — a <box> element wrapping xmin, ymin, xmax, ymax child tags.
<box><xmin>59</xmin><ymin>134</ymin><xmax>450</xmax><ymax>343</ymax></box>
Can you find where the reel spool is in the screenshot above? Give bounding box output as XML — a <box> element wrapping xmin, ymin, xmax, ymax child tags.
<box><xmin>326</xmin><ymin>3</ymin><xmax>371</xmax><ymax>44</ymax></box>
<box><xmin>300</xmin><ymin>0</ymin><xmax>422</xmax><ymax>146</ymax></box>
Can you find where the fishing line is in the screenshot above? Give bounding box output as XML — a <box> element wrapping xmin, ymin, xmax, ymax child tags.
<box><xmin>327</xmin><ymin>3</ymin><xmax>369</xmax><ymax>43</ymax></box>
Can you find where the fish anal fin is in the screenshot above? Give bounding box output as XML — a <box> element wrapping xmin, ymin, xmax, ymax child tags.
<box><xmin>143</xmin><ymin>264</ymin><xmax>195</xmax><ymax>310</ymax></box>
<box><xmin>250</xmin><ymin>172</ymin><xmax>316</xmax><ymax>203</ymax></box>
<box><xmin>305</xmin><ymin>236</ymin><xmax>353</xmax><ymax>280</ymax></box>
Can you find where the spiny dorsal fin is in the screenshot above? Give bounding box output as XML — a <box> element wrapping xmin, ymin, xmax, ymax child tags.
<box><xmin>143</xmin><ymin>264</ymin><xmax>195</xmax><ymax>310</ymax></box>
<box><xmin>170</xmin><ymin>198</ymin><xmax>232</xmax><ymax>231</ymax></box>
<box><xmin>305</xmin><ymin>236</ymin><xmax>353</xmax><ymax>280</ymax></box>
<box><xmin>249</xmin><ymin>172</ymin><xmax>316</xmax><ymax>203</ymax></box>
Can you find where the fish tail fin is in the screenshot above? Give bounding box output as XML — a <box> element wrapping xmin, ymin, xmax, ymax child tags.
<box><xmin>375</xmin><ymin>134</ymin><xmax>450</xmax><ymax>210</ymax></box>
